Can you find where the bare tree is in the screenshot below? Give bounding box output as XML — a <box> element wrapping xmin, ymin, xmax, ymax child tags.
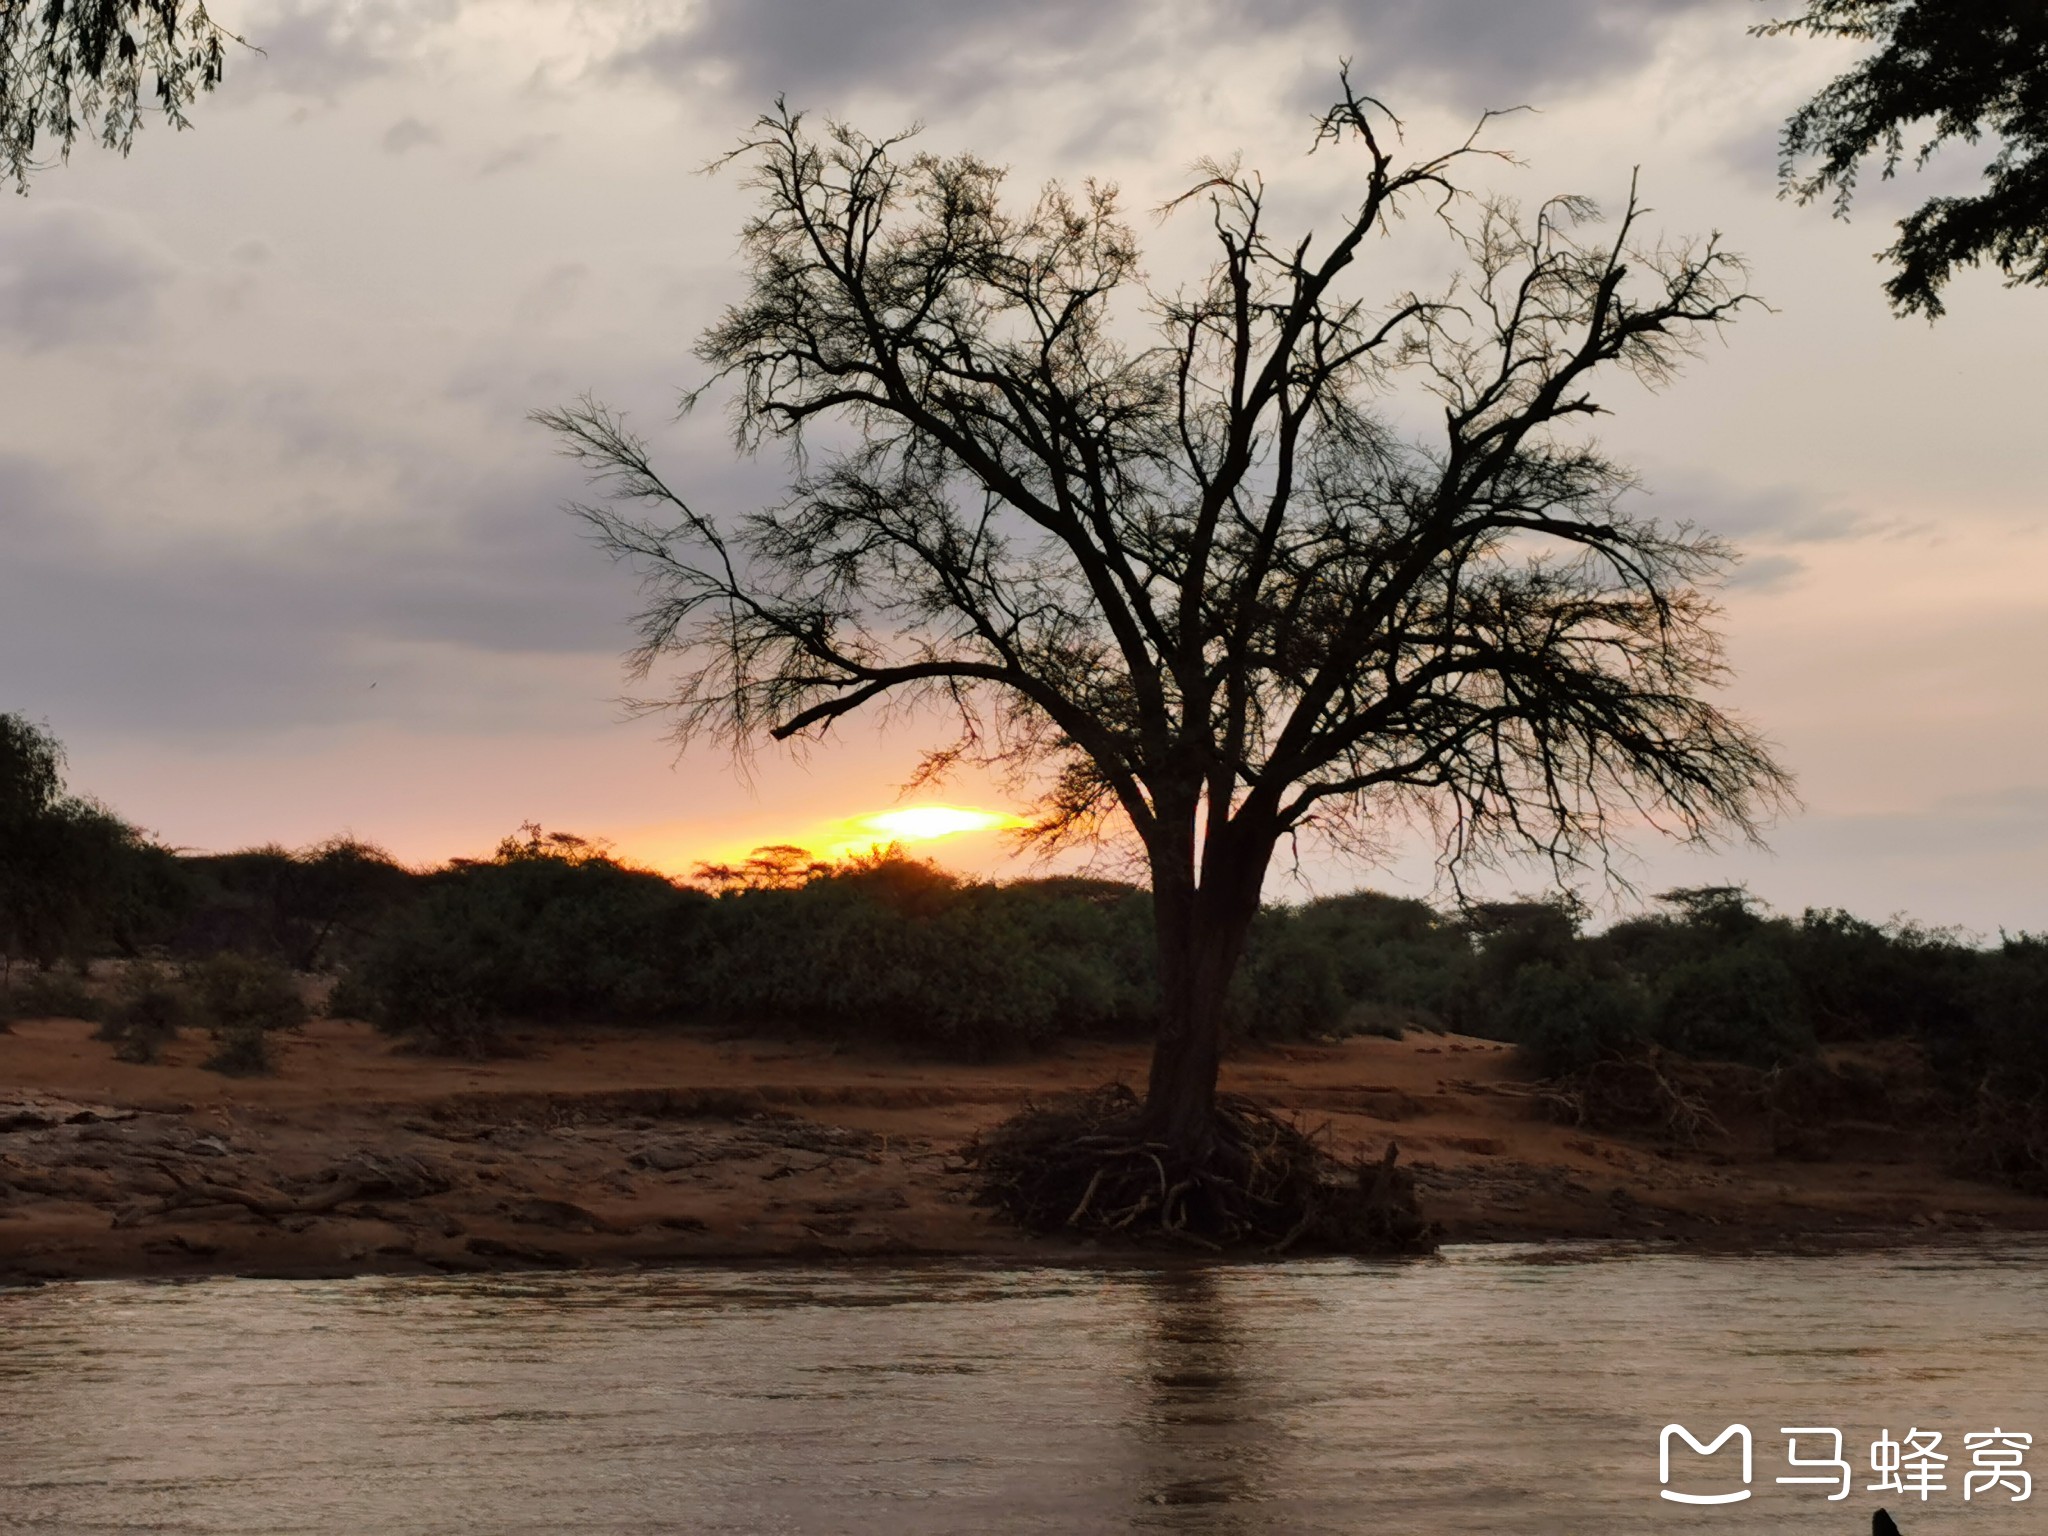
<box><xmin>539</xmin><ymin>80</ymin><xmax>1788</xmax><ymax>1165</ymax></box>
<box><xmin>1</xmin><ymin>0</ymin><xmax>238</xmax><ymax>190</ymax></box>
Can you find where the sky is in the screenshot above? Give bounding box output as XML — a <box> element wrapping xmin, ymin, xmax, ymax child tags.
<box><xmin>1</xmin><ymin>0</ymin><xmax>2043</xmax><ymax>933</ymax></box>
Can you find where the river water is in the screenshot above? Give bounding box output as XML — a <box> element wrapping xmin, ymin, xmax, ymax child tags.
<box><xmin>4</xmin><ymin>1243</ymin><xmax>2044</xmax><ymax>1534</ymax></box>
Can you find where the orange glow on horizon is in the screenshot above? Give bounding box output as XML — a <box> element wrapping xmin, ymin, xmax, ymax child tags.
<box><xmin>622</xmin><ymin>802</ymin><xmax>1030</xmax><ymax>876</ymax></box>
<box><xmin>817</xmin><ymin>804</ymin><xmax>1028</xmax><ymax>859</ymax></box>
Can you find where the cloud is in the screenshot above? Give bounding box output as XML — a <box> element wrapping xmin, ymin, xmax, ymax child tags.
<box><xmin>0</xmin><ymin>451</ymin><xmax>638</xmax><ymax>736</ymax></box>
<box><xmin>479</xmin><ymin>133</ymin><xmax>559</xmax><ymax>177</ymax></box>
<box><xmin>382</xmin><ymin>116</ymin><xmax>441</xmax><ymax>154</ymax></box>
<box><xmin>1305</xmin><ymin>0</ymin><xmax>1727</xmax><ymax>113</ymax></box>
<box><xmin>513</xmin><ymin>263</ymin><xmax>591</xmax><ymax>328</ymax></box>
<box><xmin>1620</xmin><ymin>458</ymin><xmax>1976</xmax><ymax>594</ymax></box>
<box><xmin>609</xmin><ymin>0</ymin><xmax>1726</xmax><ymax>116</ymax></box>
<box><xmin>233</xmin><ymin>0</ymin><xmax>464</xmax><ymax>101</ymax></box>
<box><xmin>1600</xmin><ymin>471</ymin><xmax>1883</xmax><ymax>592</ymax></box>
<box><xmin>1642</xmin><ymin>470</ymin><xmax>1876</xmax><ymax>545</ymax></box>
<box><xmin>0</xmin><ymin>453</ymin><xmax>87</xmax><ymax>541</ymax></box>
<box><xmin>0</xmin><ymin>209</ymin><xmax>174</xmax><ymax>352</ymax></box>
<box><xmin>611</xmin><ymin>0</ymin><xmax>1109</xmax><ymax>107</ymax></box>
<box><xmin>1724</xmin><ymin>551</ymin><xmax>1805</xmax><ymax>591</ymax></box>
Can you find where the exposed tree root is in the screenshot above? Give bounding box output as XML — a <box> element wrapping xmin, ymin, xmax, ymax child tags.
<box><xmin>1538</xmin><ymin>1050</ymin><xmax>1726</xmax><ymax>1147</ymax></box>
<box><xmin>1954</xmin><ymin>1081</ymin><xmax>2048</xmax><ymax>1195</ymax></box>
<box><xmin>966</xmin><ymin>1085</ymin><xmax>1436</xmax><ymax>1255</ymax></box>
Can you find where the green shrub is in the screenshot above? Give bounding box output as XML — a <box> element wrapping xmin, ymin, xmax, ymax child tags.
<box><xmin>311</xmin><ymin>814</ymin><xmax>2048</xmax><ymax>1107</ymax></box>
<box><xmin>2</xmin><ymin>966</ymin><xmax>102</xmax><ymax>1021</ymax></box>
<box><xmin>1946</xmin><ymin>934</ymin><xmax>2048</xmax><ymax>1187</ymax></box>
<box><xmin>202</xmin><ymin>1017</ymin><xmax>273</xmax><ymax>1075</ymax></box>
<box><xmin>1231</xmin><ymin>907</ymin><xmax>1349</xmax><ymax>1041</ymax></box>
<box><xmin>1344</xmin><ymin>1000</ymin><xmax>1412</xmax><ymax>1041</ymax></box>
<box><xmin>100</xmin><ymin>965</ymin><xmax>196</xmax><ymax>1064</ymax></box>
<box><xmin>180</xmin><ymin>953</ymin><xmax>305</xmax><ymax>1075</ymax></box>
<box><xmin>692</xmin><ymin>860</ymin><xmax>1156</xmax><ymax>1056</ymax></box>
<box><xmin>163</xmin><ymin>838</ymin><xmax>419</xmax><ymax>967</ymax></box>
<box><xmin>1784</xmin><ymin>907</ymin><xmax>1976</xmax><ymax>1046</ymax></box>
<box><xmin>339</xmin><ymin>834</ymin><xmax>705</xmax><ymax>1053</ymax></box>
<box><xmin>1216</xmin><ymin>892</ymin><xmax>1475</xmax><ymax>1043</ymax></box>
<box><xmin>346</xmin><ymin>931</ymin><xmax>503</xmax><ymax>1057</ymax></box>
<box><xmin>1650</xmin><ymin>941</ymin><xmax>1811</xmax><ymax>1067</ymax></box>
<box><xmin>186</xmin><ymin>952</ymin><xmax>308</xmax><ymax>1032</ymax></box>
<box><xmin>1500</xmin><ymin>963</ymin><xmax>1650</xmax><ymax>1075</ymax></box>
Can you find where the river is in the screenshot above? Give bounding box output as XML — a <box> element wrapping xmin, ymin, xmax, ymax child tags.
<box><xmin>4</xmin><ymin>1242</ymin><xmax>2044</xmax><ymax>1533</ymax></box>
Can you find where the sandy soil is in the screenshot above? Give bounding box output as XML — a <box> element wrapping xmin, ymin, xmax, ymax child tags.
<box><xmin>3</xmin><ymin>1016</ymin><xmax>2044</xmax><ymax>1283</ymax></box>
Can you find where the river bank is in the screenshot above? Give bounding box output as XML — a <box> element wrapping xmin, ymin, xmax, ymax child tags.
<box><xmin>4</xmin><ymin>1016</ymin><xmax>2044</xmax><ymax>1283</ymax></box>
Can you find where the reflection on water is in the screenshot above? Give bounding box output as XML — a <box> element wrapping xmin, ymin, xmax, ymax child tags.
<box><xmin>4</xmin><ymin>1243</ymin><xmax>2046</xmax><ymax>1533</ymax></box>
<box><xmin>1135</xmin><ymin>1271</ymin><xmax>1269</xmax><ymax>1528</ymax></box>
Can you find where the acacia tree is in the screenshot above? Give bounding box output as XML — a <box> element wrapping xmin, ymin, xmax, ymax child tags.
<box><xmin>1</xmin><ymin>0</ymin><xmax>236</xmax><ymax>189</ymax></box>
<box><xmin>1761</xmin><ymin>0</ymin><xmax>2048</xmax><ymax>316</ymax></box>
<box><xmin>541</xmin><ymin>83</ymin><xmax>1788</xmax><ymax>1161</ymax></box>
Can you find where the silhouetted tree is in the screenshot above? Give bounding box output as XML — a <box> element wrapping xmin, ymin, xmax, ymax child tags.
<box><xmin>0</xmin><ymin>710</ymin><xmax>63</xmax><ymax>827</ymax></box>
<box><xmin>541</xmin><ymin>81</ymin><xmax>1787</xmax><ymax>1161</ymax></box>
<box><xmin>691</xmin><ymin>842</ymin><xmax>832</xmax><ymax>892</ymax></box>
<box><xmin>1</xmin><ymin>0</ymin><xmax>238</xmax><ymax>189</ymax></box>
<box><xmin>0</xmin><ymin>712</ymin><xmax>145</xmax><ymax>968</ymax></box>
<box><xmin>1760</xmin><ymin>0</ymin><xmax>2048</xmax><ymax>315</ymax></box>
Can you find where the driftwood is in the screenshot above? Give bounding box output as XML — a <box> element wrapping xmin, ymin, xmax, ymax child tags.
<box><xmin>113</xmin><ymin>1153</ymin><xmax>448</xmax><ymax>1228</ymax></box>
<box><xmin>1952</xmin><ymin>1079</ymin><xmax>2048</xmax><ymax>1193</ymax></box>
<box><xmin>1503</xmin><ymin>1050</ymin><xmax>1725</xmax><ymax>1146</ymax></box>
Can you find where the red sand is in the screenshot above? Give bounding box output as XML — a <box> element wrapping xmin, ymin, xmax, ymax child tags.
<box><xmin>3</xmin><ymin>1016</ymin><xmax>2042</xmax><ymax>1282</ymax></box>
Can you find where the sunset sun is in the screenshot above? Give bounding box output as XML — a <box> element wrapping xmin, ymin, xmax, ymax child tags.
<box><xmin>850</xmin><ymin>806</ymin><xmax>1022</xmax><ymax>843</ymax></box>
<box><xmin>813</xmin><ymin>804</ymin><xmax>1029</xmax><ymax>859</ymax></box>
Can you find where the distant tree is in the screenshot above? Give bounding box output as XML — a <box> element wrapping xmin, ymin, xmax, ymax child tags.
<box><xmin>692</xmin><ymin>842</ymin><xmax>833</xmax><ymax>892</ymax></box>
<box><xmin>287</xmin><ymin>836</ymin><xmax>413</xmax><ymax>969</ymax></box>
<box><xmin>0</xmin><ymin>710</ymin><xmax>63</xmax><ymax>827</ymax></box>
<box><xmin>541</xmin><ymin>82</ymin><xmax>1787</xmax><ymax>1169</ymax></box>
<box><xmin>1</xmin><ymin>713</ymin><xmax>68</xmax><ymax>972</ymax></box>
<box><xmin>1</xmin><ymin>0</ymin><xmax>239</xmax><ymax>190</ymax></box>
<box><xmin>1760</xmin><ymin>0</ymin><xmax>2048</xmax><ymax>315</ymax></box>
<box><xmin>1654</xmin><ymin>883</ymin><xmax>1767</xmax><ymax>931</ymax></box>
<box><xmin>0</xmin><ymin>712</ymin><xmax>145</xmax><ymax>968</ymax></box>
<box><xmin>491</xmin><ymin>822</ymin><xmax>615</xmax><ymax>867</ymax></box>
<box><xmin>182</xmin><ymin>836</ymin><xmax>414</xmax><ymax>968</ymax></box>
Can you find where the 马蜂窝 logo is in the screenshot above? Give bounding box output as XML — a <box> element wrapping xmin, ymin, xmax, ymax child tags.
<box><xmin>1660</xmin><ymin>1423</ymin><xmax>1753</xmax><ymax>1504</ymax></box>
<box><xmin>1656</xmin><ymin>1423</ymin><xmax>2031</xmax><ymax>1507</ymax></box>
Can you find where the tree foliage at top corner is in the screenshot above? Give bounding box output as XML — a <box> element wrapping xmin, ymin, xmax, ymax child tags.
<box><xmin>0</xmin><ymin>0</ymin><xmax>236</xmax><ymax>190</ymax></box>
<box><xmin>1761</xmin><ymin>0</ymin><xmax>2048</xmax><ymax>316</ymax></box>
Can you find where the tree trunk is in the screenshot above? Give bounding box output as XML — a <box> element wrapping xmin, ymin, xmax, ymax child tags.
<box><xmin>1140</xmin><ymin>833</ymin><xmax>1272</xmax><ymax>1160</ymax></box>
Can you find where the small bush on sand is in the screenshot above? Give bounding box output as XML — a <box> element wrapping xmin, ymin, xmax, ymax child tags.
<box><xmin>99</xmin><ymin>965</ymin><xmax>195</xmax><ymax>1063</ymax></box>
<box><xmin>183</xmin><ymin>953</ymin><xmax>304</xmax><ymax>1075</ymax></box>
<box><xmin>202</xmin><ymin>1017</ymin><xmax>273</xmax><ymax>1076</ymax></box>
<box><xmin>3</xmin><ymin>967</ymin><xmax>102</xmax><ymax>1022</ymax></box>
<box><xmin>187</xmin><ymin>952</ymin><xmax>307</xmax><ymax>1032</ymax></box>
<box><xmin>376</xmin><ymin>971</ymin><xmax>505</xmax><ymax>1059</ymax></box>
<box><xmin>1344</xmin><ymin>1000</ymin><xmax>1412</xmax><ymax>1042</ymax></box>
